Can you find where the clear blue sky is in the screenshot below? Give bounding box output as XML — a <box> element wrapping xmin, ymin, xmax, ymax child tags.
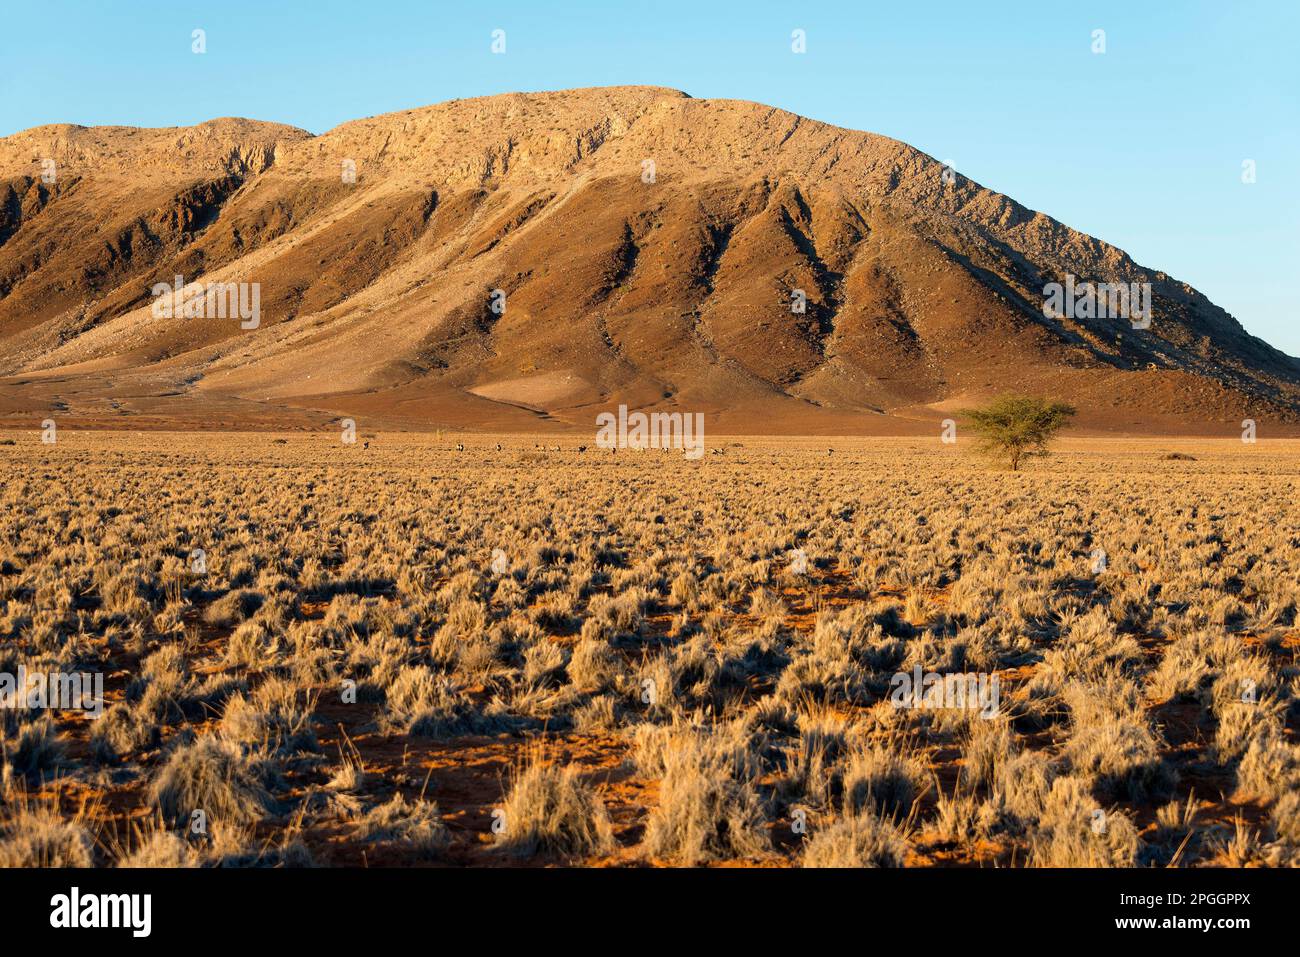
<box><xmin>3</xmin><ymin>0</ymin><xmax>1296</xmax><ymax>355</ymax></box>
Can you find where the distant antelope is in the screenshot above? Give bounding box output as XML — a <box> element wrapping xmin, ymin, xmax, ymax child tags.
<box><xmin>455</xmin><ymin>442</ymin><xmax>465</xmax><ymax>451</ymax></box>
<box><xmin>827</xmin><ymin>448</ymin><xmax>834</xmax><ymax>456</ymax></box>
<box><xmin>495</xmin><ymin>443</ymin><xmax>502</xmax><ymax>451</ymax></box>
<box><xmin>577</xmin><ymin>446</ymin><xmax>587</xmax><ymax>452</ymax></box>
<box><xmin>363</xmin><ymin>441</ymin><xmax>369</xmax><ymax>450</ymax></box>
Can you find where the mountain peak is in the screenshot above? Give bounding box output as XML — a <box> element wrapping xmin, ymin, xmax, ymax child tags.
<box><xmin>0</xmin><ymin>88</ymin><xmax>1295</xmax><ymax>433</ymax></box>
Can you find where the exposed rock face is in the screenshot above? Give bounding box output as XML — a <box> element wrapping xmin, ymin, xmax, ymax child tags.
<box><xmin>0</xmin><ymin>86</ymin><xmax>1294</xmax><ymax>433</ymax></box>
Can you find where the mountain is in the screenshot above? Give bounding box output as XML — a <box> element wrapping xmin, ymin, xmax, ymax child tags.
<box><xmin>1</xmin><ymin>85</ymin><xmax>1296</xmax><ymax>434</ymax></box>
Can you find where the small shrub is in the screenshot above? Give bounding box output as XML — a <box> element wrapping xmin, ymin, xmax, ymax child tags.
<box><xmin>496</xmin><ymin>758</ymin><xmax>614</xmax><ymax>860</ymax></box>
<box><xmin>149</xmin><ymin>735</ymin><xmax>275</xmax><ymax>827</ymax></box>
<box><xmin>802</xmin><ymin>810</ymin><xmax>907</xmax><ymax>868</ymax></box>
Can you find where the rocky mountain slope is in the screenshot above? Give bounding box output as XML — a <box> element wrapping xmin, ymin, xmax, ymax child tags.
<box><xmin>1</xmin><ymin>86</ymin><xmax>1295</xmax><ymax>434</ymax></box>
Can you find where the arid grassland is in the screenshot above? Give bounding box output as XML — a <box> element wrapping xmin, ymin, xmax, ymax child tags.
<box><xmin>1</xmin><ymin>432</ymin><xmax>1298</xmax><ymax>867</ymax></box>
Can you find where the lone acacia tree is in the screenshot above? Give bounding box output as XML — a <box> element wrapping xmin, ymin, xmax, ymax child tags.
<box><xmin>959</xmin><ymin>395</ymin><xmax>1077</xmax><ymax>470</ymax></box>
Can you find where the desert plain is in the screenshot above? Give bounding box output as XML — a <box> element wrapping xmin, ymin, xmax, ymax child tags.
<box><xmin>1</xmin><ymin>429</ymin><xmax>1297</xmax><ymax>867</ymax></box>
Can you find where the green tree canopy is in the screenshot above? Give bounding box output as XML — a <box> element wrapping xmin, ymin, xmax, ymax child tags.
<box><xmin>959</xmin><ymin>395</ymin><xmax>1077</xmax><ymax>470</ymax></box>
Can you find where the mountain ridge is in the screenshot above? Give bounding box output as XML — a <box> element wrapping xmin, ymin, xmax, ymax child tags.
<box><xmin>1</xmin><ymin>85</ymin><xmax>1295</xmax><ymax>434</ymax></box>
